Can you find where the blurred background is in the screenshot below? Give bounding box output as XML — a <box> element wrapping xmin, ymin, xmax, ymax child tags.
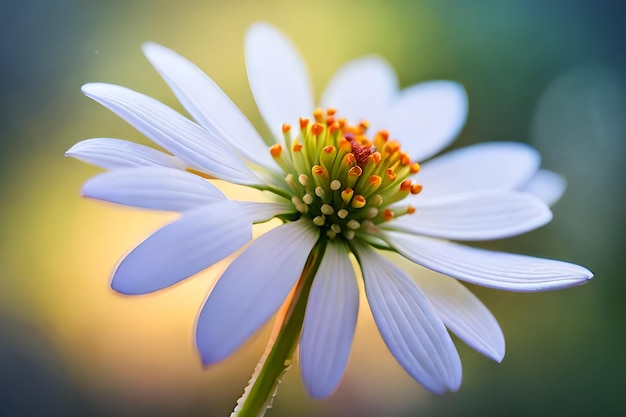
<box><xmin>1</xmin><ymin>0</ymin><xmax>624</xmax><ymax>416</ymax></box>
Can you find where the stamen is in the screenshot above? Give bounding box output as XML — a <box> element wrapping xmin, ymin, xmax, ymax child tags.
<box><xmin>331</xmin><ymin>224</ymin><xmax>342</xmax><ymax>234</ymax></box>
<box><xmin>315</xmin><ymin>186</ymin><xmax>325</xmax><ymax>198</ymax></box>
<box><xmin>347</xmin><ymin>219</ymin><xmax>360</xmax><ymax>230</ymax></box>
<box><xmin>369</xmin><ymin>175</ymin><xmax>382</xmax><ymax>187</ymax></box>
<box><xmin>337</xmin><ymin>209</ymin><xmax>349</xmax><ymax>219</ymax></box>
<box><xmin>343</xmin><ymin>153</ymin><xmax>357</xmax><ymax>167</ymax></box>
<box><xmin>382</xmin><ymin>209</ymin><xmax>394</xmax><ymax>221</ymax></box>
<box><xmin>341</xmin><ymin>188</ymin><xmax>354</xmax><ymax>205</ymax></box>
<box><xmin>313</xmin><ymin>215</ymin><xmax>326</xmax><ymax>226</ymax></box>
<box><xmin>302</xmin><ymin>194</ymin><xmax>314</xmax><ymax>205</ymax></box>
<box><xmin>384</xmin><ymin>140</ymin><xmax>401</xmax><ymax>154</ymax></box>
<box><xmin>311</xmin><ymin>123</ymin><xmax>324</xmax><ymax>136</ymax></box>
<box><xmin>313</xmin><ymin>108</ymin><xmax>324</xmax><ymax>123</ymax></box>
<box><xmin>321</xmin><ymin>204</ymin><xmax>334</xmax><ymax>215</ymax></box>
<box><xmin>291</xmin><ymin>196</ymin><xmax>308</xmax><ymax>213</ymax></box>
<box><xmin>348</xmin><ymin>166</ymin><xmax>362</xmax><ymax>177</ymax></box>
<box><xmin>270</xmin><ymin>144</ymin><xmax>282</xmax><ymax>157</ymax></box>
<box><xmin>351</xmin><ymin>195</ymin><xmax>366</xmax><ymax>208</ymax></box>
<box><xmin>299</xmin><ymin>118</ymin><xmax>309</xmax><ymax>130</ymax></box>
<box><xmin>411</xmin><ymin>183</ymin><xmax>423</xmax><ymax>194</ymax></box>
<box><xmin>298</xmin><ymin>174</ymin><xmax>309</xmax><ymax>186</ymax></box>
<box><xmin>329</xmin><ymin>122</ymin><xmax>340</xmax><ymax>134</ymax></box>
<box><xmin>364</xmin><ymin>207</ymin><xmax>379</xmax><ymax>218</ymax></box>
<box><xmin>330</xmin><ymin>180</ymin><xmax>342</xmax><ymax>191</ymax></box>
<box><xmin>312</xmin><ymin>165</ymin><xmax>328</xmax><ymax>178</ymax></box>
<box><xmin>285</xmin><ymin>173</ymin><xmax>298</xmax><ymax>190</ymax></box>
<box><xmin>400</xmin><ymin>180</ymin><xmax>412</xmax><ymax>192</ymax></box>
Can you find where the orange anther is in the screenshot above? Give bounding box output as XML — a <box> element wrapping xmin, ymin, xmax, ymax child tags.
<box><xmin>407</xmin><ymin>205</ymin><xmax>416</xmax><ymax>214</ymax></box>
<box><xmin>400</xmin><ymin>152</ymin><xmax>411</xmax><ymax>166</ymax></box>
<box><xmin>311</xmin><ymin>123</ymin><xmax>324</xmax><ymax>136</ymax></box>
<box><xmin>341</xmin><ymin>188</ymin><xmax>354</xmax><ymax>204</ymax></box>
<box><xmin>326</xmin><ymin>108</ymin><xmax>336</xmax><ymax>116</ymax></box>
<box><xmin>281</xmin><ymin>123</ymin><xmax>291</xmax><ymax>133</ymax></box>
<box><xmin>351</xmin><ymin>195</ymin><xmax>366</xmax><ymax>208</ymax></box>
<box><xmin>368</xmin><ymin>175</ymin><xmax>382</xmax><ymax>186</ymax></box>
<box><xmin>348</xmin><ymin>166</ymin><xmax>363</xmax><ymax>177</ymax></box>
<box><xmin>359</xmin><ymin>138</ymin><xmax>372</xmax><ymax>148</ymax></box>
<box><xmin>400</xmin><ymin>180</ymin><xmax>412</xmax><ymax>192</ymax></box>
<box><xmin>410</xmin><ymin>162</ymin><xmax>421</xmax><ymax>174</ymax></box>
<box><xmin>269</xmin><ymin>144</ymin><xmax>282</xmax><ymax>157</ymax></box>
<box><xmin>343</xmin><ymin>153</ymin><xmax>357</xmax><ymax>166</ymax></box>
<box><xmin>338</xmin><ymin>117</ymin><xmax>347</xmax><ymax>128</ymax></box>
<box><xmin>292</xmin><ymin>142</ymin><xmax>303</xmax><ymax>152</ymax></box>
<box><xmin>338</xmin><ymin>138</ymin><xmax>352</xmax><ymax>151</ymax></box>
<box><xmin>382</xmin><ymin>209</ymin><xmax>394</xmax><ymax>221</ymax></box>
<box><xmin>371</xmin><ymin>151</ymin><xmax>382</xmax><ymax>164</ymax></box>
<box><xmin>386</xmin><ymin>168</ymin><xmax>396</xmax><ymax>181</ymax></box>
<box><xmin>411</xmin><ymin>183</ymin><xmax>423</xmax><ymax>194</ymax></box>
<box><xmin>326</xmin><ymin>115</ymin><xmax>335</xmax><ymax>125</ymax></box>
<box><xmin>377</xmin><ymin>130</ymin><xmax>389</xmax><ymax>141</ymax></box>
<box><xmin>329</xmin><ymin>121</ymin><xmax>340</xmax><ymax>134</ymax></box>
<box><xmin>323</xmin><ymin>145</ymin><xmax>336</xmax><ymax>154</ymax></box>
<box><xmin>312</xmin><ymin>165</ymin><xmax>328</xmax><ymax>177</ymax></box>
<box><xmin>299</xmin><ymin>117</ymin><xmax>309</xmax><ymax>130</ymax></box>
<box><xmin>384</xmin><ymin>140</ymin><xmax>401</xmax><ymax>153</ymax></box>
<box><xmin>313</xmin><ymin>108</ymin><xmax>324</xmax><ymax>123</ymax></box>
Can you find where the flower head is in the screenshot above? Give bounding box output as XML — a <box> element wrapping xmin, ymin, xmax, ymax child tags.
<box><xmin>67</xmin><ymin>22</ymin><xmax>592</xmax><ymax>405</ymax></box>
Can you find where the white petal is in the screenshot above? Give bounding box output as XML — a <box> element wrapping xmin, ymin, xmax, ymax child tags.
<box><xmin>386</xmin><ymin>232</ymin><xmax>594</xmax><ymax>292</ymax></box>
<box><xmin>142</xmin><ymin>42</ymin><xmax>277</xmax><ymax>170</ymax></box>
<box><xmin>66</xmin><ymin>138</ymin><xmax>185</xmax><ymax>170</ymax></box>
<box><xmin>415</xmin><ymin>272</ymin><xmax>505</xmax><ymax>362</ymax></box>
<box><xmin>236</xmin><ymin>201</ymin><xmax>294</xmax><ymax>223</ymax></box>
<box><xmin>384</xmin><ymin>81</ymin><xmax>468</xmax><ymax>162</ymax></box>
<box><xmin>82</xmin><ymin>83</ymin><xmax>261</xmax><ymax>185</ymax></box>
<box><xmin>300</xmin><ymin>242</ymin><xmax>359</xmax><ymax>399</ymax></box>
<box><xmin>196</xmin><ymin>220</ymin><xmax>319</xmax><ymax>365</ymax></box>
<box><xmin>82</xmin><ymin>167</ymin><xmax>225</xmax><ymax>212</ymax></box>
<box><xmin>356</xmin><ymin>244</ymin><xmax>462</xmax><ymax>394</ymax></box>
<box><xmin>415</xmin><ymin>142</ymin><xmax>540</xmax><ymax>201</ymax></box>
<box><xmin>111</xmin><ymin>201</ymin><xmax>252</xmax><ymax>295</ymax></box>
<box><xmin>386</xmin><ymin>192</ymin><xmax>552</xmax><ymax>241</ymax></box>
<box><xmin>245</xmin><ymin>22</ymin><xmax>314</xmax><ymax>144</ymax></box>
<box><xmin>521</xmin><ymin>169</ymin><xmax>567</xmax><ymax>207</ymax></box>
<box><xmin>320</xmin><ymin>56</ymin><xmax>398</xmax><ymax>128</ymax></box>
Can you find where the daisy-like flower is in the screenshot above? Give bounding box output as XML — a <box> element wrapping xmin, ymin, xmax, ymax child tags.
<box><xmin>67</xmin><ymin>22</ymin><xmax>592</xmax><ymax>415</ymax></box>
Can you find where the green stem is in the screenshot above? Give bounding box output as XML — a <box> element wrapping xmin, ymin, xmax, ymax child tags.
<box><xmin>232</xmin><ymin>238</ymin><xmax>327</xmax><ymax>417</ymax></box>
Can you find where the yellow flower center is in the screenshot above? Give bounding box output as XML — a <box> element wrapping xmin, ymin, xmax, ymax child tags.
<box><xmin>270</xmin><ymin>108</ymin><xmax>421</xmax><ymax>240</ymax></box>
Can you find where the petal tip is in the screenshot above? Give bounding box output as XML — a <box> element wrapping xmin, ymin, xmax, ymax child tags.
<box><xmin>81</xmin><ymin>82</ymin><xmax>110</xmax><ymax>98</ymax></box>
<box><xmin>141</xmin><ymin>41</ymin><xmax>160</xmax><ymax>53</ymax></box>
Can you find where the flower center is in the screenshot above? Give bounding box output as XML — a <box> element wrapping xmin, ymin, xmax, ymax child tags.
<box><xmin>270</xmin><ymin>108</ymin><xmax>422</xmax><ymax>240</ymax></box>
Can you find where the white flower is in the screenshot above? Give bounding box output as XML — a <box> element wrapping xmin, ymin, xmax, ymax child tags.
<box><xmin>67</xmin><ymin>22</ymin><xmax>592</xmax><ymax>400</ymax></box>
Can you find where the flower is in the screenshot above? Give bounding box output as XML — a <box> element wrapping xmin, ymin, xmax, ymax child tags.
<box><xmin>67</xmin><ymin>22</ymin><xmax>592</xmax><ymax>403</ymax></box>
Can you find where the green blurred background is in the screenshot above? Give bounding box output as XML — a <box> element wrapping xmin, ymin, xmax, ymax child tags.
<box><xmin>1</xmin><ymin>0</ymin><xmax>624</xmax><ymax>416</ymax></box>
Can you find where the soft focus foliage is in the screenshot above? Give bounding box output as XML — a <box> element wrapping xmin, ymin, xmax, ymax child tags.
<box><xmin>1</xmin><ymin>1</ymin><xmax>624</xmax><ymax>416</ymax></box>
